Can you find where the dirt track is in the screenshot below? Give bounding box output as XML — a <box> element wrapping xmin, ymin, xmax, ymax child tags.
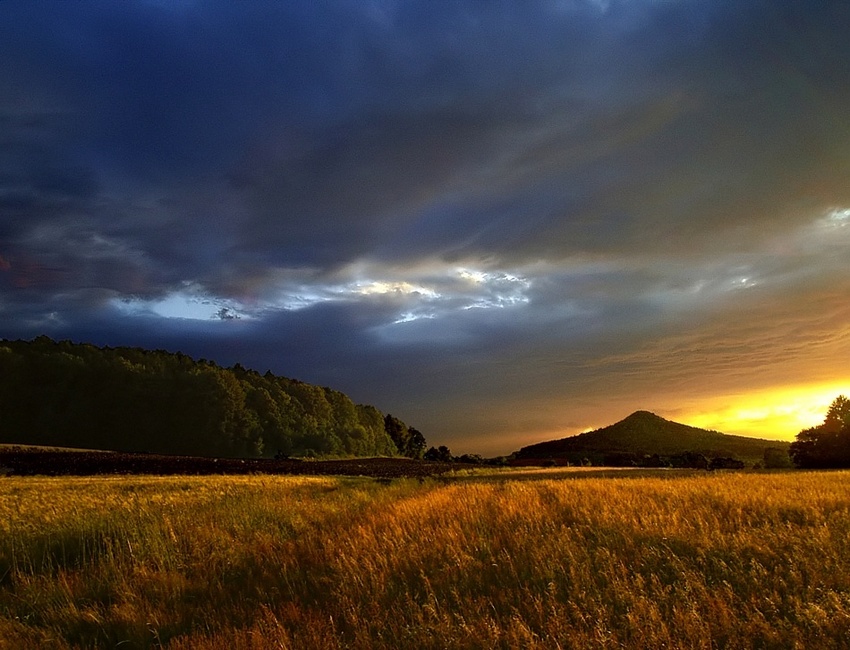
<box><xmin>0</xmin><ymin>447</ymin><xmax>460</xmax><ymax>479</ymax></box>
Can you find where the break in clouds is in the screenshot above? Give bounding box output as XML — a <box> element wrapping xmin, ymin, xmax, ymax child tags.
<box><xmin>2</xmin><ymin>0</ymin><xmax>850</xmax><ymax>452</ymax></box>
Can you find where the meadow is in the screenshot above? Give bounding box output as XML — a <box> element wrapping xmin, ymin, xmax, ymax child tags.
<box><xmin>1</xmin><ymin>469</ymin><xmax>849</xmax><ymax>649</ymax></box>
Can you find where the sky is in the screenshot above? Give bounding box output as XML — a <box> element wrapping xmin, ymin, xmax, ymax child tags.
<box><xmin>2</xmin><ymin>0</ymin><xmax>849</xmax><ymax>455</ymax></box>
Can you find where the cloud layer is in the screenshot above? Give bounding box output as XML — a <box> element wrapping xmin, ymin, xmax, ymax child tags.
<box><xmin>2</xmin><ymin>0</ymin><xmax>850</xmax><ymax>453</ymax></box>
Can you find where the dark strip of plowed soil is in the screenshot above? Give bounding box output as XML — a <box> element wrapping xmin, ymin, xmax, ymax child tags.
<box><xmin>0</xmin><ymin>448</ymin><xmax>459</xmax><ymax>479</ymax></box>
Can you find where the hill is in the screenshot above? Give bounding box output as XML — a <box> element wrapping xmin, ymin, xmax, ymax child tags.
<box><xmin>0</xmin><ymin>337</ymin><xmax>421</xmax><ymax>459</ymax></box>
<box><xmin>514</xmin><ymin>410</ymin><xmax>790</xmax><ymax>466</ymax></box>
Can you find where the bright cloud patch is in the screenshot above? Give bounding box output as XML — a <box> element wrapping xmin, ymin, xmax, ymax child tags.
<box><xmin>261</xmin><ymin>264</ymin><xmax>534</xmax><ymax>323</ymax></box>
<box><xmin>114</xmin><ymin>286</ymin><xmax>250</xmax><ymax>321</ymax></box>
<box><xmin>353</xmin><ymin>281</ymin><xmax>440</xmax><ymax>299</ymax></box>
<box><xmin>108</xmin><ymin>202</ymin><xmax>848</xmax><ymax>334</ymax></box>
<box><xmin>456</xmin><ymin>268</ymin><xmax>532</xmax><ymax>310</ymax></box>
<box><xmin>827</xmin><ymin>208</ymin><xmax>850</xmax><ymax>224</ymax></box>
<box><xmin>112</xmin><ymin>265</ymin><xmax>533</xmax><ymax>325</ymax></box>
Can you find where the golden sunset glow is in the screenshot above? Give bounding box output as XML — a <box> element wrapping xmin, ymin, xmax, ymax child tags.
<box><xmin>682</xmin><ymin>382</ymin><xmax>850</xmax><ymax>441</ymax></box>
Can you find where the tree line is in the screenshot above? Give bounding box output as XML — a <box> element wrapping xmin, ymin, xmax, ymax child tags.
<box><xmin>0</xmin><ymin>337</ymin><xmax>425</xmax><ymax>459</ymax></box>
<box><xmin>790</xmin><ymin>395</ymin><xmax>850</xmax><ymax>468</ymax></box>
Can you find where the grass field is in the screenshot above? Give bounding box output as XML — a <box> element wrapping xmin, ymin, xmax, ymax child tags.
<box><xmin>1</xmin><ymin>469</ymin><xmax>849</xmax><ymax>649</ymax></box>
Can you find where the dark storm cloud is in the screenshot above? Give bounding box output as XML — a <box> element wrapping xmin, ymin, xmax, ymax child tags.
<box><xmin>227</xmin><ymin>0</ymin><xmax>850</xmax><ymax>268</ymax></box>
<box><xmin>5</xmin><ymin>0</ymin><xmax>850</xmax><ymax>266</ymax></box>
<box><xmin>2</xmin><ymin>0</ymin><xmax>850</xmax><ymax>452</ymax></box>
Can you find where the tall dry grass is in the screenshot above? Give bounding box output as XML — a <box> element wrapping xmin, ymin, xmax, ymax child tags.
<box><xmin>1</xmin><ymin>470</ymin><xmax>849</xmax><ymax>649</ymax></box>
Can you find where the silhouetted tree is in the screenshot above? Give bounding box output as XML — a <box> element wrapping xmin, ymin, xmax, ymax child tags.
<box><xmin>824</xmin><ymin>395</ymin><xmax>850</xmax><ymax>431</ymax></box>
<box><xmin>384</xmin><ymin>414</ymin><xmax>410</xmax><ymax>456</ymax></box>
<box><xmin>763</xmin><ymin>447</ymin><xmax>793</xmax><ymax>469</ymax></box>
<box><xmin>670</xmin><ymin>452</ymin><xmax>710</xmax><ymax>469</ymax></box>
<box><xmin>709</xmin><ymin>457</ymin><xmax>745</xmax><ymax>470</ymax></box>
<box><xmin>384</xmin><ymin>416</ymin><xmax>427</xmax><ymax>458</ymax></box>
<box><xmin>790</xmin><ymin>396</ymin><xmax>850</xmax><ymax>468</ymax></box>
<box><xmin>643</xmin><ymin>454</ymin><xmax>665</xmax><ymax>468</ymax></box>
<box><xmin>424</xmin><ymin>445</ymin><xmax>453</xmax><ymax>462</ymax></box>
<box><xmin>603</xmin><ymin>452</ymin><xmax>640</xmax><ymax>467</ymax></box>
<box><xmin>407</xmin><ymin>427</ymin><xmax>427</xmax><ymax>459</ymax></box>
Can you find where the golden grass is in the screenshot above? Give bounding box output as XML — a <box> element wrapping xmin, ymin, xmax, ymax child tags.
<box><xmin>2</xmin><ymin>470</ymin><xmax>850</xmax><ymax>648</ymax></box>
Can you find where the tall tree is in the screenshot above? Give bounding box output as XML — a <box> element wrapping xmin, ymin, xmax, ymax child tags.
<box><xmin>407</xmin><ymin>427</ymin><xmax>427</xmax><ymax>459</ymax></box>
<box><xmin>384</xmin><ymin>414</ymin><xmax>410</xmax><ymax>456</ymax></box>
<box><xmin>790</xmin><ymin>395</ymin><xmax>850</xmax><ymax>468</ymax></box>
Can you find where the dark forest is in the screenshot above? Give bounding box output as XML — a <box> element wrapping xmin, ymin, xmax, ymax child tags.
<box><xmin>0</xmin><ymin>337</ymin><xmax>419</xmax><ymax>458</ymax></box>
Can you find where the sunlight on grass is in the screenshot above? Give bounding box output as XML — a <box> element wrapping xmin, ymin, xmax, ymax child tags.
<box><xmin>2</xmin><ymin>471</ymin><xmax>850</xmax><ymax>648</ymax></box>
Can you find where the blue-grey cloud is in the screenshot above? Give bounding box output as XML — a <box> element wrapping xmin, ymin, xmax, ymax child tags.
<box><xmin>2</xmin><ymin>0</ymin><xmax>850</xmax><ymax>453</ymax></box>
